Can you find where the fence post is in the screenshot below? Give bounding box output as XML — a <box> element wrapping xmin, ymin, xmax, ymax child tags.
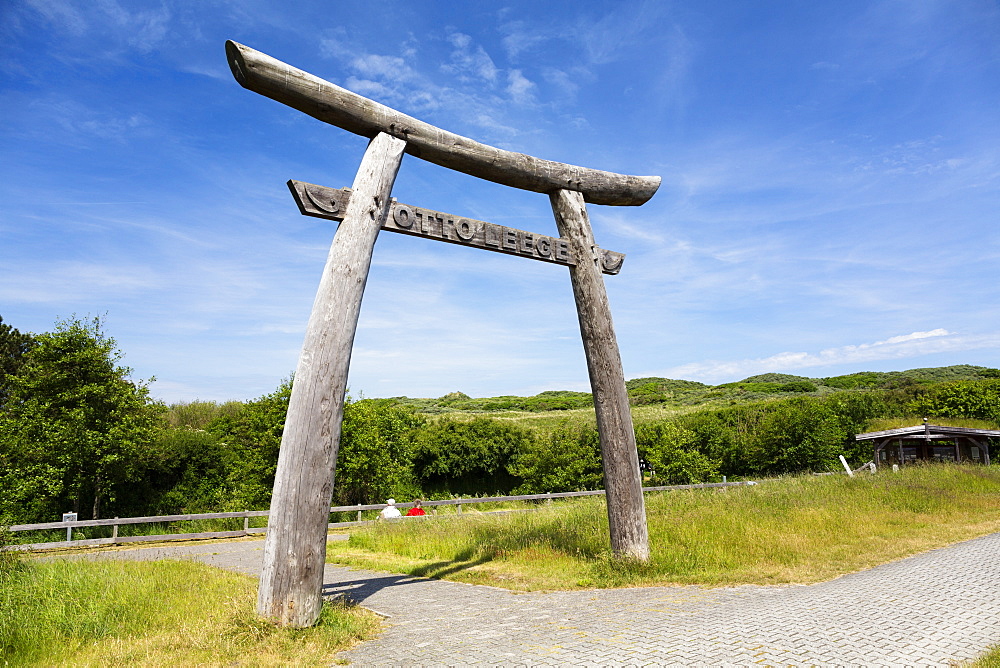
<box><xmin>243</xmin><ymin>511</ymin><xmax>250</xmax><ymax>534</ymax></box>
<box><xmin>112</xmin><ymin>518</ymin><xmax>119</xmax><ymax>542</ymax></box>
<box><xmin>357</xmin><ymin>504</ymin><xmax>362</xmax><ymax>522</ymax></box>
<box><xmin>62</xmin><ymin>512</ymin><xmax>77</xmax><ymax>542</ymax></box>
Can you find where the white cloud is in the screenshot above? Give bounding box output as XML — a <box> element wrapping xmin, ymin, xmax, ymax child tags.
<box><xmin>444</xmin><ymin>32</ymin><xmax>499</xmax><ymax>84</ymax></box>
<box><xmin>24</xmin><ymin>0</ymin><xmax>87</xmax><ymax>35</ymax></box>
<box><xmin>22</xmin><ymin>0</ymin><xmax>170</xmax><ymax>54</ymax></box>
<box><xmin>500</xmin><ymin>21</ymin><xmax>547</xmax><ymax>60</ymax></box>
<box><xmin>657</xmin><ymin>329</ymin><xmax>1000</xmax><ymax>383</ymax></box>
<box><xmin>18</xmin><ymin>96</ymin><xmax>153</xmax><ymax>145</ymax></box>
<box><xmin>320</xmin><ymin>36</ymin><xmax>526</xmax><ymax>140</ymax></box>
<box><xmin>507</xmin><ymin>69</ymin><xmax>536</xmax><ymax>105</ymax></box>
<box><xmin>0</xmin><ymin>260</ymin><xmax>160</xmax><ymax>303</ymax></box>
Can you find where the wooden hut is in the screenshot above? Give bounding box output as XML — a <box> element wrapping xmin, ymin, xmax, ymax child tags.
<box><xmin>855</xmin><ymin>422</ymin><xmax>996</xmax><ymax>466</ymax></box>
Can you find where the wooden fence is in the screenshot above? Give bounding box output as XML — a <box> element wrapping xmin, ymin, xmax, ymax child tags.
<box><xmin>6</xmin><ymin>481</ymin><xmax>755</xmax><ymax>551</ymax></box>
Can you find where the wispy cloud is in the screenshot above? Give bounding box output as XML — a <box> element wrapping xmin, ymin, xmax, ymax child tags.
<box><xmin>658</xmin><ymin>329</ymin><xmax>1000</xmax><ymax>383</ymax></box>
<box><xmin>318</xmin><ymin>30</ymin><xmax>540</xmax><ymax>140</ymax></box>
<box><xmin>506</xmin><ymin>69</ymin><xmax>536</xmax><ymax>105</ymax></box>
<box><xmin>443</xmin><ymin>32</ymin><xmax>499</xmax><ymax>84</ymax></box>
<box><xmin>18</xmin><ymin>0</ymin><xmax>171</xmax><ymax>57</ymax></box>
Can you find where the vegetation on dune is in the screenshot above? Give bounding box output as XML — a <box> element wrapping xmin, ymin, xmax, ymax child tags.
<box><xmin>2</xmin><ymin>314</ymin><xmax>999</xmax><ymax>664</ymax></box>
<box><xmin>329</xmin><ymin>465</ymin><xmax>1000</xmax><ymax>590</ymax></box>
<box><xmin>1</xmin><ymin>313</ymin><xmax>998</xmax><ymax>530</ymax></box>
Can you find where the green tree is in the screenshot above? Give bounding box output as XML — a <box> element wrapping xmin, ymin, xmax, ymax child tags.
<box><xmin>120</xmin><ymin>427</ymin><xmax>234</xmax><ymax>515</ymax></box>
<box><xmin>208</xmin><ymin>386</ymin><xmax>424</xmax><ymax>509</ymax></box>
<box><xmin>334</xmin><ymin>399</ymin><xmax>424</xmax><ymax>505</ymax></box>
<box><xmin>0</xmin><ymin>316</ymin><xmax>161</xmax><ymax>523</ymax></box>
<box><xmin>908</xmin><ymin>380</ymin><xmax>1000</xmax><ymax>424</ymax></box>
<box><xmin>208</xmin><ymin>380</ymin><xmax>292</xmax><ymax>509</ymax></box>
<box><xmin>410</xmin><ymin>417</ymin><xmax>531</xmax><ymax>496</ymax></box>
<box><xmin>0</xmin><ymin>316</ymin><xmax>35</xmax><ymax>412</ymax></box>
<box><xmin>511</xmin><ymin>422</ymin><xmax>603</xmax><ymax>494</ymax></box>
<box><xmin>635</xmin><ymin>421</ymin><xmax>719</xmax><ymax>485</ymax></box>
<box><xmin>754</xmin><ymin>397</ymin><xmax>846</xmax><ymax>473</ymax></box>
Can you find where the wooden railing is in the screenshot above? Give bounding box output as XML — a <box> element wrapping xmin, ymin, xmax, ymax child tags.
<box><xmin>6</xmin><ymin>481</ymin><xmax>755</xmax><ymax>551</ymax></box>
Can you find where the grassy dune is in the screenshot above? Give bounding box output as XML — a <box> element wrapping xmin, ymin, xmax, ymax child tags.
<box><xmin>328</xmin><ymin>464</ymin><xmax>1000</xmax><ymax>590</ymax></box>
<box><xmin>0</xmin><ymin>558</ymin><xmax>379</xmax><ymax>666</ymax></box>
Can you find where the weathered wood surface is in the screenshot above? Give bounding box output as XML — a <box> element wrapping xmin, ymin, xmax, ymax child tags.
<box><xmin>257</xmin><ymin>132</ymin><xmax>406</xmax><ymax>628</ymax></box>
<box><xmin>226</xmin><ymin>41</ymin><xmax>659</xmax><ymax>207</ymax></box>
<box><xmin>289</xmin><ymin>180</ymin><xmax>626</xmax><ymax>275</ymax></box>
<box><xmin>549</xmin><ymin>189</ymin><xmax>650</xmax><ymax>561</ymax></box>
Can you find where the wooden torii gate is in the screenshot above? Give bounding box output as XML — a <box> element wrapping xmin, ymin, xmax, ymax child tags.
<box><xmin>226</xmin><ymin>40</ymin><xmax>661</xmax><ymax>628</ymax></box>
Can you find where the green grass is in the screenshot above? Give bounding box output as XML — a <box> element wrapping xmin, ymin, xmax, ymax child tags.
<box><xmin>974</xmin><ymin>646</ymin><xmax>1000</xmax><ymax>667</ymax></box>
<box><xmin>865</xmin><ymin>415</ymin><xmax>1000</xmax><ymax>431</ymax></box>
<box><xmin>439</xmin><ymin>402</ymin><xmax>709</xmax><ymax>432</ymax></box>
<box><xmin>0</xmin><ymin>557</ymin><xmax>380</xmax><ymax>666</ymax></box>
<box><xmin>327</xmin><ymin>464</ymin><xmax>1000</xmax><ymax>590</ymax></box>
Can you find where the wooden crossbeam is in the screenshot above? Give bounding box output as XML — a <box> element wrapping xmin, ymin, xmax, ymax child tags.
<box><xmin>288</xmin><ymin>180</ymin><xmax>626</xmax><ymax>275</ymax></box>
<box><xmin>227</xmin><ymin>41</ymin><xmax>659</xmax><ymax>206</ymax></box>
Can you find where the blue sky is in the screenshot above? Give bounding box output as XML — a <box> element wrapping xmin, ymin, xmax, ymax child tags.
<box><xmin>2</xmin><ymin>0</ymin><xmax>999</xmax><ymax>404</ymax></box>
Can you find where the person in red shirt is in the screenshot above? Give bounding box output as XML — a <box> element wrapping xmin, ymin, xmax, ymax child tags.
<box><xmin>405</xmin><ymin>498</ymin><xmax>426</xmax><ymax>516</ymax></box>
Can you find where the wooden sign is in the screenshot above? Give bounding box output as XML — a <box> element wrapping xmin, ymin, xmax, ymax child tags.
<box><xmin>288</xmin><ymin>180</ymin><xmax>626</xmax><ymax>275</ymax></box>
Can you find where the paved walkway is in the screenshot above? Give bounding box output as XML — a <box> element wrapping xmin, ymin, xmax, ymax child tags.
<box><xmin>60</xmin><ymin>533</ymin><xmax>1000</xmax><ymax>666</ymax></box>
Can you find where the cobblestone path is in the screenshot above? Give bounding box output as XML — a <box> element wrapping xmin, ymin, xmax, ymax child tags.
<box><xmin>64</xmin><ymin>532</ymin><xmax>1000</xmax><ymax>666</ymax></box>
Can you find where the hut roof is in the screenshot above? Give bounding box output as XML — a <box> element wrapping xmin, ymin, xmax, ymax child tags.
<box><xmin>855</xmin><ymin>424</ymin><xmax>1000</xmax><ymax>441</ymax></box>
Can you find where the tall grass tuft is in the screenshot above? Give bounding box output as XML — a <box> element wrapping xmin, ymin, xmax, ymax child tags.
<box><xmin>0</xmin><ymin>558</ymin><xmax>379</xmax><ymax>666</ymax></box>
<box><xmin>330</xmin><ymin>464</ymin><xmax>1000</xmax><ymax>590</ymax></box>
<box><xmin>974</xmin><ymin>645</ymin><xmax>1000</xmax><ymax>667</ymax></box>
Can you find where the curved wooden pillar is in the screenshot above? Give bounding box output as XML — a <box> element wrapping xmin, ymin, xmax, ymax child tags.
<box><xmin>550</xmin><ymin>189</ymin><xmax>650</xmax><ymax>561</ymax></box>
<box><xmin>256</xmin><ymin>132</ymin><xmax>406</xmax><ymax>627</ymax></box>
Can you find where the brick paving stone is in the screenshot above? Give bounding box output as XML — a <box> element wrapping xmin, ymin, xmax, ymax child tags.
<box><xmin>60</xmin><ymin>531</ymin><xmax>1000</xmax><ymax>666</ymax></box>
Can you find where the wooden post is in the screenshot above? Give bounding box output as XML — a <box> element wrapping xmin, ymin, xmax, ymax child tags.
<box><xmin>256</xmin><ymin>132</ymin><xmax>406</xmax><ymax>628</ymax></box>
<box><xmin>549</xmin><ymin>189</ymin><xmax>649</xmax><ymax>561</ymax></box>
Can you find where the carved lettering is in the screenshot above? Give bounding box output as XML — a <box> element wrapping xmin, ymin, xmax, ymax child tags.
<box><xmin>287</xmin><ymin>180</ymin><xmax>625</xmax><ymax>275</ymax></box>
<box><xmin>519</xmin><ymin>232</ymin><xmax>534</xmax><ymax>255</ymax></box>
<box><xmin>555</xmin><ymin>240</ymin><xmax>571</xmax><ymax>263</ymax></box>
<box><xmin>536</xmin><ymin>237</ymin><xmax>552</xmax><ymax>257</ymax></box>
<box><xmin>455</xmin><ymin>218</ymin><xmax>477</xmax><ymax>241</ymax></box>
<box><xmin>393</xmin><ymin>205</ymin><xmax>413</xmax><ymax>229</ymax></box>
<box><xmin>484</xmin><ymin>223</ymin><xmax>501</xmax><ymax>247</ymax></box>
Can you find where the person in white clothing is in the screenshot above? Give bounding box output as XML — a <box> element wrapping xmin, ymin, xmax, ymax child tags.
<box><xmin>379</xmin><ymin>498</ymin><xmax>401</xmax><ymax>519</ymax></box>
